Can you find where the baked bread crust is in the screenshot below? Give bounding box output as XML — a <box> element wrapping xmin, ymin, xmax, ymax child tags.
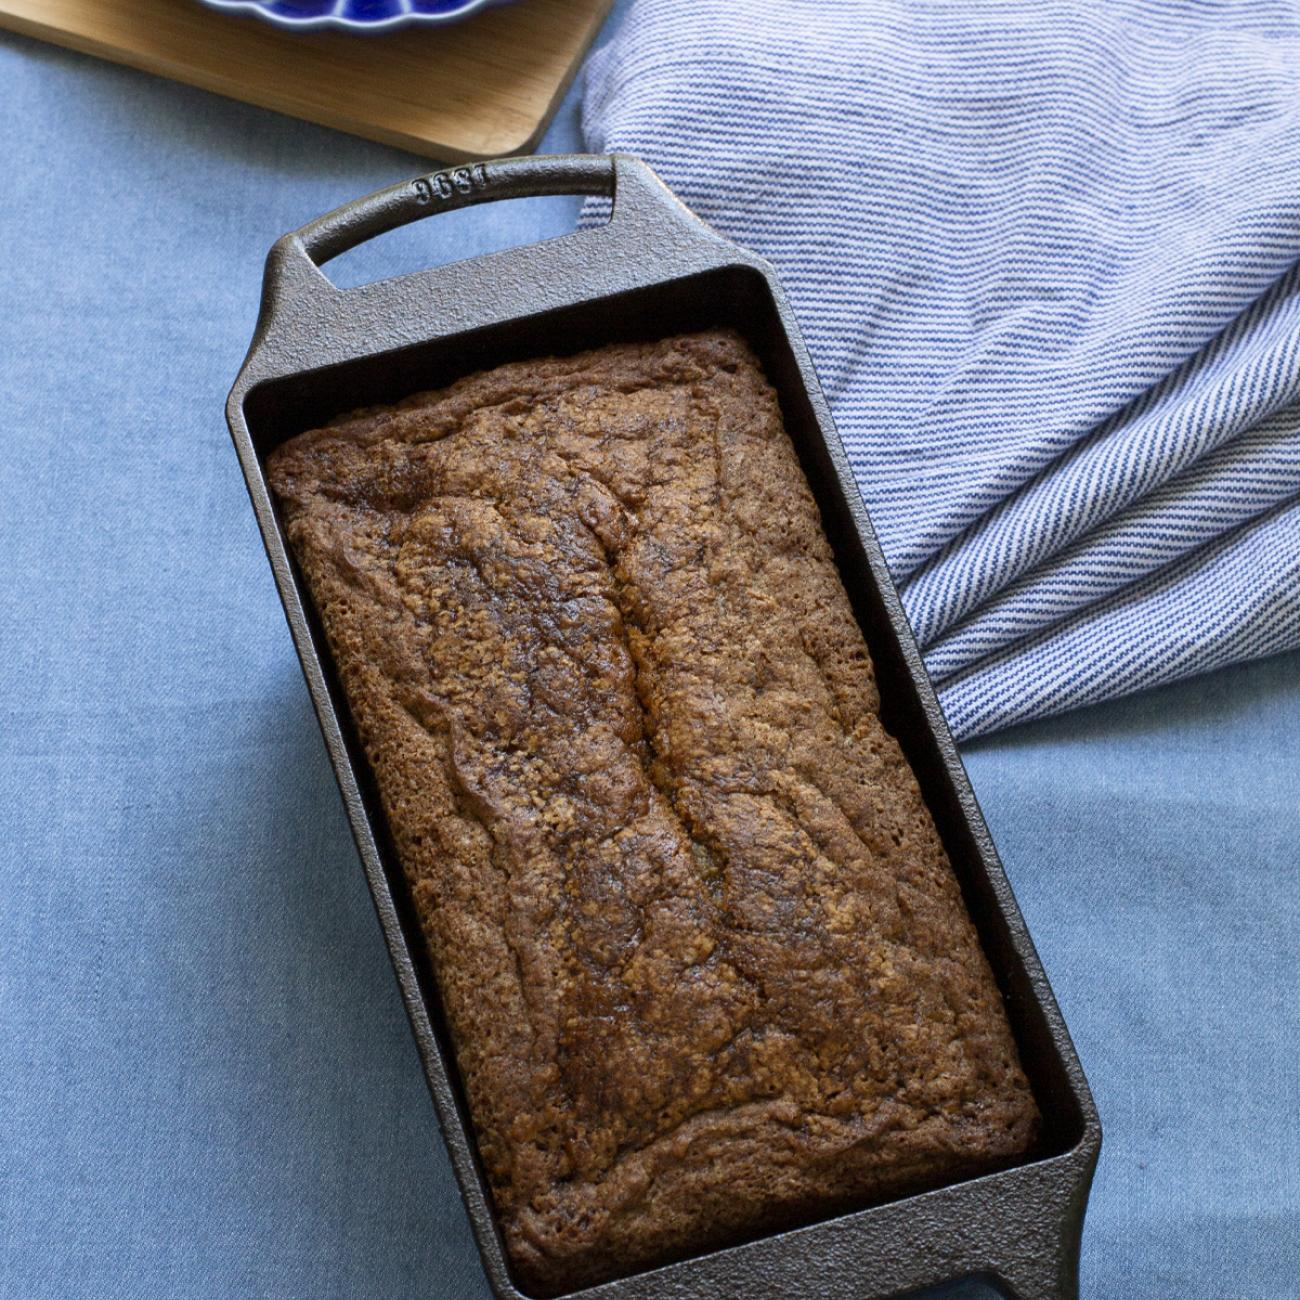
<box><xmin>268</xmin><ymin>330</ymin><xmax>1039</xmax><ymax>1293</ymax></box>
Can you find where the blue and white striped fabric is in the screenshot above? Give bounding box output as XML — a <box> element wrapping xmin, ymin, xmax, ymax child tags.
<box><xmin>581</xmin><ymin>0</ymin><xmax>1300</xmax><ymax>737</ymax></box>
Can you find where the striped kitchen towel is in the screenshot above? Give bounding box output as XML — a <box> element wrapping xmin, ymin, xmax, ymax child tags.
<box><xmin>581</xmin><ymin>0</ymin><xmax>1300</xmax><ymax>738</ymax></box>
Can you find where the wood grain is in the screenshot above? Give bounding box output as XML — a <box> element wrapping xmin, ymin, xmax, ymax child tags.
<box><xmin>0</xmin><ymin>0</ymin><xmax>612</xmax><ymax>161</ymax></box>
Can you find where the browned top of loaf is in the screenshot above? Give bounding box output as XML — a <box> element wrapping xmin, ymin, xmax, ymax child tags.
<box><xmin>267</xmin><ymin>330</ymin><xmax>1038</xmax><ymax>1294</ymax></box>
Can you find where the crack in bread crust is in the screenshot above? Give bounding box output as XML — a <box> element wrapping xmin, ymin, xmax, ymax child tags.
<box><xmin>267</xmin><ymin>331</ymin><xmax>1039</xmax><ymax>1294</ymax></box>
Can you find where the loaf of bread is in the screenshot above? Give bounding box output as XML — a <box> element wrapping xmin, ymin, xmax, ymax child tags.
<box><xmin>267</xmin><ymin>330</ymin><xmax>1038</xmax><ymax>1293</ymax></box>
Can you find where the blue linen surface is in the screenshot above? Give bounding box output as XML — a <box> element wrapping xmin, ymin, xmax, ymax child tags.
<box><xmin>580</xmin><ymin>0</ymin><xmax>1300</xmax><ymax>738</ymax></box>
<box><xmin>1</xmin><ymin>13</ymin><xmax>1297</xmax><ymax>1300</ymax></box>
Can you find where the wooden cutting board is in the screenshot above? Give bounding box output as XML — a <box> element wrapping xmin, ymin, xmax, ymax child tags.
<box><xmin>0</xmin><ymin>0</ymin><xmax>613</xmax><ymax>161</ymax></box>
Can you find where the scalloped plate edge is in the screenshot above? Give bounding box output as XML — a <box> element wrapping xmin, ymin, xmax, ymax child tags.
<box><xmin>198</xmin><ymin>0</ymin><xmax>510</xmax><ymax>34</ymax></box>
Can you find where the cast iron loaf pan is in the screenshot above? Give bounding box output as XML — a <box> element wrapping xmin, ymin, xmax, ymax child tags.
<box><xmin>226</xmin><ymin>153</ymin><xmax>1101</xmax><ymax>1300</ymax></box>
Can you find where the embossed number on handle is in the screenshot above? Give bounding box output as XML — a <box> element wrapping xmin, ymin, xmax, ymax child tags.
<box><xmin>412</xmin><ymin>164</ymin><xmax>491</xmax><ymax>206</ymax></box>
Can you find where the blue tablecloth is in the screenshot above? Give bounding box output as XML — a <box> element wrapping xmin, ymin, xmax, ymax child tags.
<box><xmin>1</xmin><ymin>15</ymin><xmax>1296</xmax><ymax>1299</ymax></box>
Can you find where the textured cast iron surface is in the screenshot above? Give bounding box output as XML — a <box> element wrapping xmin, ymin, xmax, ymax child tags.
<box><xmin>226</xmin><ymin>154</ymin><xmax>1102</xmax><ymax>1300</ymax></box>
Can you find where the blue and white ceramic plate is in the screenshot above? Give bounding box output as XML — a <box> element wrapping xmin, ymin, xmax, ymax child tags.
<box><xmin>200</xmin><ymin>0</ymin><xmax>512</xmax><ymax>33</ymax></box>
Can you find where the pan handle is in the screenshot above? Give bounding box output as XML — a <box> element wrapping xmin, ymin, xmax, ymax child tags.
<box><xmin>295</xmin><ymin>153</ymin><xmax>617</xmax><ymax>266</ymax></box>
<box><xmin>244</xmin><ymin>152</ymin><xmax>735</xmax><ymax>372</ymax></box>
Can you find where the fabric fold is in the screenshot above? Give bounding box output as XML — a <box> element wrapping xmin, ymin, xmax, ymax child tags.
<box><xmin>937</xmin><ymin>496</ymin><xmax>1300</xmax><ymax>736</ymax></box>
<box><xmin>925</xmin><ymin>408</ymin><xmax>1300</xmax><ymax>684</ymax></box>
<box><xmin>901</xmin><ymin>264</ymin><xmax>1300</xmax><ymax>648</ymax></box>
